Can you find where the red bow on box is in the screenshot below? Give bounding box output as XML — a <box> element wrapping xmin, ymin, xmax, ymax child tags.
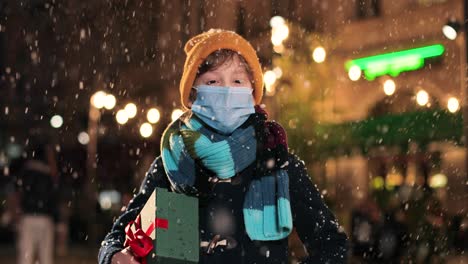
<box><xmin>124</xmin><ymin>215</ymin><xmax>169</xmax><ymax>264</ymax></box>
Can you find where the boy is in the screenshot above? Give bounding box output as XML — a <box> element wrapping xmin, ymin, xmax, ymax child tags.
<box><xmin>99</xmin><ymin>29</ymin><xmax>348</xmax><ymax>264</ymax></box>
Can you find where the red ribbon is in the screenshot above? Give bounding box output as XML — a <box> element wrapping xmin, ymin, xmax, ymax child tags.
<box><xmin>124</xmin><ymin>215</ymin><xmax>169</xmax><ymax>264</ymax></box>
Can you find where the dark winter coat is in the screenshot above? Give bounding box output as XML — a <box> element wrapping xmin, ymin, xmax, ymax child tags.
<box><xmin>98</xmin><ymin>153</ymin><xmax>348</xmax><ymax>264</ymax></box>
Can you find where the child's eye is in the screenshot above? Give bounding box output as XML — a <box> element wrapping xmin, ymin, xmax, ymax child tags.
<box><xmin>234</xmin><ymin>80</ymin><xmax>242</xmax><ymax>84</ymax></box>
<box><xmin>206</xmin><ymin>80</ymin><xmax>217</xmax><ymax>85</ymax></box>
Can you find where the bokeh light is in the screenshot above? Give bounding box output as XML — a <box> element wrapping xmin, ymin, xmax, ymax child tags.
<box><xmin>139</xmin><ymin>122</ymin><xmax>153</xmax><ymax>138</ymax></box>
<box><xmin>124</xmin><ymin>103</ymin><xmax>137</xmax><ymax>118</ymax></box>
<box><xmin>91</xmin><ymin>91</ymin><xmax>107</xmax><ymax>109</ymax></box>
<box><xmin>78</xmin><ymin>132</ymin><xmax>90</xmax><ymax>145</ymax></box>
<box><xmin>116</xmin><ymin>109</ymin><xmax>129</xmax><ymax>124</ymax></box>
<box><xmin>50</xmin><ymin>115</ymin><xmax>63</xmax><ymax>128</ymax></box>
<box><xmin>171</xmin><ymin>109</ymin><xmax>184</xmax><ymax>122</ymax></box>
<box><xmin>312</xmin><ymin>46</ymin><xmax>326</xmax><ymax>63</ymax></box>
<box><xmin>383</xmin><ymin>79</ymin><xmax>396</xmax><ymax>96</ymax></box>
<box><xmin>442</xmin><ymin>25</ymin><xmax>457</xmax><ymax>40</ymax></box>
<box><xmin>348</xmin><ymin>65</ymin><xmax>362</xmax><ymax>81</ymax></box>
<box><xmin>104</xmin><ymin>94</ymin><xmax>116</xmax><ymax>110</ymax></box>
<box><xmin>416</xmin><ymin>90</ymin><xmax>429</xmax><ymax>106</ymax></box>
<box><xmin>147</xmin><ymin>108</ymin><xmax>161</xmax><ymax>124</ymax></box>
<box><xmin>447</xmin><ymin>97</ymin><xmax>460</xmax><ymax>113</ymax></box>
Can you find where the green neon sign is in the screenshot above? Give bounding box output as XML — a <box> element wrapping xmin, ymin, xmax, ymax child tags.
<box><xmin>345</xmin><ymin>44</ymin><xmax>445</xmax><ymax>80</ymax></box>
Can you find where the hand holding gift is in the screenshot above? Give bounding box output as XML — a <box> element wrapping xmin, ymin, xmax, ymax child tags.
<box><xmin>120</xmin><ymin>187</ymin><xmax>199</xmax><ymax>264</ymax></box>
<box><xmin>111</xmin><ymin>248</ymin><xmax>140</xmax><ymax>264</ymax></box>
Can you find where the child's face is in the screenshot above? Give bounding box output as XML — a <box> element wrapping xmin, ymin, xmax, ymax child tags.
<box><xmin>193</xmin><ymin>54</ymin><xmax>253</xmax><ymax>89</ymax></box>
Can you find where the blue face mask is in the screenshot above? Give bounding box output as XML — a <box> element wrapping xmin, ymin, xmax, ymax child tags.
<box><xmin>191</xmin><ymin>85</ymin><xmax>255</xmax><ymax>135</ymax></box>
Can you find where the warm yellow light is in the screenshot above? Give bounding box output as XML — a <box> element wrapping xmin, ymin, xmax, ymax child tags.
<box><xmin>429</xmin><ymin>173</ymin><xmax>447</xmax><ymax>188</ymax></box>
<box><xmin>77</xmin><ymin>132</ymin><xmax>90</xmax><ymax>145</ymax></box>
<box><xmin>139</xmin><ymin>123</ymin><xmax>153</xmax><ymax>138</ymax></box>
<box><xmin>371</xmin><ymin>176</ymin><xmax>384</xmax><ymax>190</ymax></box>
<box><xmin>91</xmin><ymin>91</ymin><xmax>107</xmax><ymax>109</ymax></box>
<box><xmin>348</xmin><ymin>65</ymin><xmax>361</xmax><ymax>81</ymax></box>
<box><xmin>104</xmin><ymin>94</ymin><xmax>116</xmax><ymax>110</ymax></box>
<box><xmin>416</xmin><ymin>90</ymin><xmax>429</xmax><ymax>106</ymax></box>
<box><xmin>264</xmin><ymin>70</ymin><xmax>277</xmax><ymax>95</ymax></box>
<box><xmin>116</xmin><ymin>109</ymin><xmax>129</xmax><ymax>124</ymax></box>
<box><xmin>264</xmin><ymin>70</ymin><xmax>277</xmax><ymax>87</ymax></box>
<box><xmin>171</xmin><ymin>109</ymin><xmax>184</xmax><ymax>122</ymax></box>
<box><xmin>386</xmin><ymin>168</ymin><xmax>404</xmax><ymax>187</ymax></box>
<box><xmin>124</xmin><ymin>103</ymin><xmax>137</xmax><ymax>118</ymax></box>
<box><xmin>50</xmin><ymin>115</ymin><xmax>63</xmax><ymax>128</ymax></box>
<box><xmin>312</xmin><ymin>46</ymin><xmax>326</xmax><ymax>63</ymax></box>
<box><xmin>273</xmin><ymin>67</ymin><xmax>283</xmax><ymax>78</ymax></box>
<box><xmin>278</xmin><ymin>24</ymin><xmax>289</xmax><ymax>40</ymax></box>
<box><xmin>265</xmin><ymin>85</ymin><xmax>276</xmax><ymax>96</ymax></box>
<box><xmin>447</xmin><ymin>97</ymin><xmax>460</xmax><ymax>113</ymax></box>
<box><xmin>271</xmin><ymin>23</ymin><xmax>289</xmax><ymax>46</ymax></box>
<box><xmin>383</xmin><ymin>79</ymin><xmax>396</xmax><ymax>96</ymax></box>
<box><xmin>147</xmin><ymin>108</ymin><xmax>161</xmax><ymax>124</ymax></box>
<box><xmin>442</xmin><ymin>25</ymin><xmax>458</xmax><ymax>40</ymax></box>
<box><xmin>271</xmin><ymin>35</ymin><xmax>283</xmax><ymax>46</ymax></box>
<box><xmin>273</xmin><ymin>44</ymin><xmax>285</xmax><ymax>54</ymax></box>
<box><xmin>270</xmin><ymin>16</ymin><xmax>286</xmax><ymax>28</ymax></box>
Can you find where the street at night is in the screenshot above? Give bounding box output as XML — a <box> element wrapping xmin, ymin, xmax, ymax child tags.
<box><xmin>0</xmin><ymin>1</ymin><xmax>467</xmax><ymax>263</ymax></box>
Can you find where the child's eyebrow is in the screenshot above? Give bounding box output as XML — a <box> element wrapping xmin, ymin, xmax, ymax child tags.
<box><xmin>233</xmin><ymin>68</ymin><xmax>248</xmax><ymax>74</ymax></box>
<box><xmin>201</xmin><ymin>71</ymin><xmax>219</xmax><ymax>77</ymax></box>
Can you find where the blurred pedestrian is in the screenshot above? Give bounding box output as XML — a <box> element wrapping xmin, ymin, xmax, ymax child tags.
<box><xmin>14</xmin><ymin>141</ymin><xmax>58</xmax><ymax>264</ymax></box>
<box><xmin>99</xmin><ymin>29</ymin><xmax>348</xmax><ymax>264</ymax></box>
<box><xmin>351</xmin><ymin>198</ymin><xmax>382</xmax><ymax>262</ymax></box>
<box><xmin>415</xmin><ymin>196</ymin><xmax>448</xmax><ymax>263</ymax></box>
<box><xmin>375</xmin><ymin>205</ymin><xmax>408</xmax><ymax>263</ymax></box>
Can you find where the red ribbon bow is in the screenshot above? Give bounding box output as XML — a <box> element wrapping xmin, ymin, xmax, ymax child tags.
<box><xmin>124</xmin><ymin>215</ymin><xmax>169</xmax><ymax>264</ymax></box>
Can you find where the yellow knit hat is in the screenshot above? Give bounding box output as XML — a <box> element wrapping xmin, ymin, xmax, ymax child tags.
<box><xmin>180</xmin><ymin>29</ymin><xmax>264</xmax><ymax>109</ymax></box>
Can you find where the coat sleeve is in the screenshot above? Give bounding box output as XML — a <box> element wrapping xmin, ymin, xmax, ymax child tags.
<box><xmin>288</xmin><ymin>154</ymin><xmax>348</xmax><ymax>264</ymax></box>
<box><xmin>98</xmin><ymin>156</ymin><xmax>170</xmax><ymax>264</ymax></box>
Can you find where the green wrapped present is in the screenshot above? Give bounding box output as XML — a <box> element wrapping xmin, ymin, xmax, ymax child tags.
<box><xmin>125</xmin><ymin>187</ymin><xmax>199</xmax><ymax>264</ymax></box>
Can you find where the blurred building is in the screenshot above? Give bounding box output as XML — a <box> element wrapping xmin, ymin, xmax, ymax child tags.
<box><xmin>310</xmin><ymin>0</ymin><xmax>465</xmax><ymax>219</ymax></box>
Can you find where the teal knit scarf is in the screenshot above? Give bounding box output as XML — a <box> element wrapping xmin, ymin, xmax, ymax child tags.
<box><xmin>160</xmin><ymin>107</ymin><xmax>292</xmax><ymax>241</ymax></box>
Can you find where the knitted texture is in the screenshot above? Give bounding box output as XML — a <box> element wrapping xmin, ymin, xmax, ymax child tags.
<box><xmin>160</xmin><ymin>106</ymin><xmax>292</xmax><ymax>240</ymax></box>
<box><xmin>180</xmin><ymin>29</ymin><xmax>264</xmax><ymax>110</ymax></box>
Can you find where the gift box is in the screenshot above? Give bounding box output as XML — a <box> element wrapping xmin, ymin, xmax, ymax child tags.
<box><xmin>125</xmin><ymin>187</ymin><xmax>199</xmax><ymax>264</ymax></box>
